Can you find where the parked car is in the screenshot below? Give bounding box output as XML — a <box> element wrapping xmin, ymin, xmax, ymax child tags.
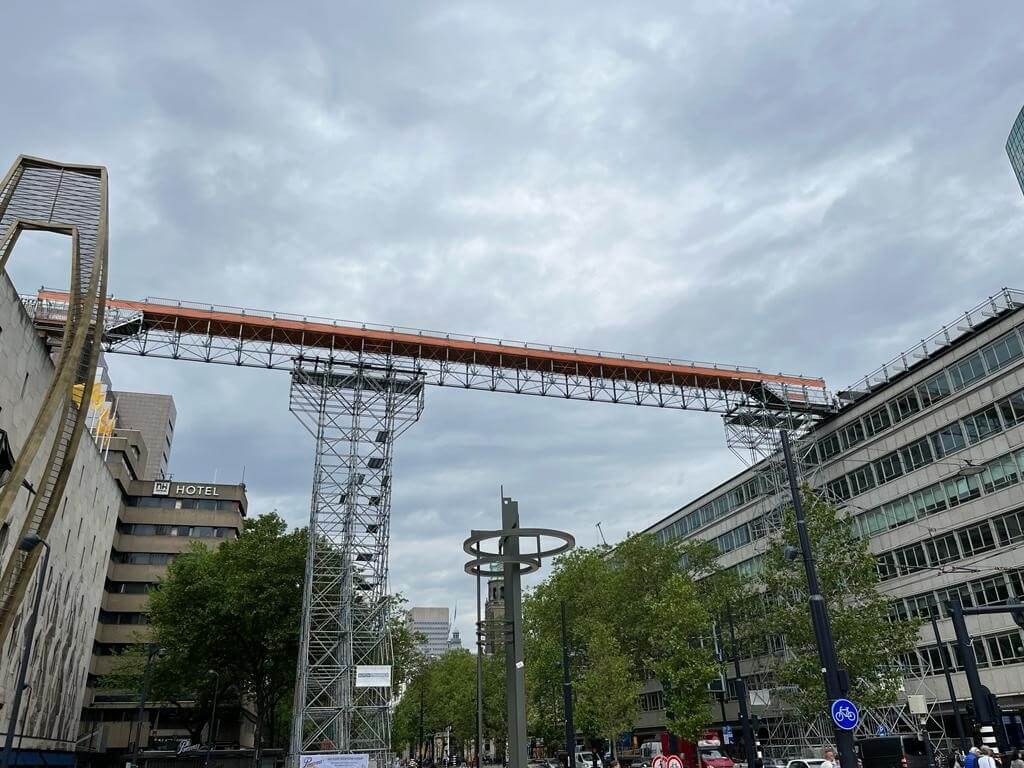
<box><xmin>785</xmin><ymin>759</ymin><xmax>827</xmax><ymax>768</ymax></box>
<box><xmin>578</xmin><ymin>752</ymin><xmax>603</xmax><ymax>768</ymax></box>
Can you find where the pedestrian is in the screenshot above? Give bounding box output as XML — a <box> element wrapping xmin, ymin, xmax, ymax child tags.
<box><xmin>978</xmin><ymin>748</ymin><xmax>997</xmax><ymax>768</ymax></box>
<box><xmin>964</xmin><ymin>748</ymin><xmax>980</xmax><ymax>768</ymax></box>
<box><xmin>822</xmin><ymin>750</ymin><xmax>836</xmax><ymax>768</ymax></box>
<box><xmin>1012</xmin><ymin>752</ymin><xmax>1024</xmax><ymax>768</ymax></box>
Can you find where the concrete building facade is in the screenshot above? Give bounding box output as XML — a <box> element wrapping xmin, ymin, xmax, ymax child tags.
<box><xmin>0</xmin><ymin>271</ymin><xmax>124</xmax><ymax>762</ymax></box>
<box><xmin>407</xmin><ymin>607</ymin><xmax>451</xmax><ymax>658</ymax></box>
<box><xmin>110</xmin><ymin>392</ymin><xmax>176</xmax><ymax>480</ymax></box>
<box><xmin>640</xmin><ymin>291</ymin><xmax>1024</xmax><ymax>751</ymax></box>
<box><xmin>79</xmin><ymin>479</ymin><xmax>249</xmax><ymax>759</ymax></box>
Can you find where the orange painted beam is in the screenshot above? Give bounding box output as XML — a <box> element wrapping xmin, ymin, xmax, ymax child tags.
<box><xmin>37</xmin><ymin>290</ymin><xmax>826</xmax><ymax>396</ymax></box>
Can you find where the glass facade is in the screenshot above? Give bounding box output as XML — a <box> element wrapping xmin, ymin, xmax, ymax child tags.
<box><xmin>1007</xmin><ymin>104</ymin><xmax>1024</xmax><ymax>196</ymax></box>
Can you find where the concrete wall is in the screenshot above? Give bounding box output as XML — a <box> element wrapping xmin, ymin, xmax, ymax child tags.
<box><xmin>111</xmin><ymin>391</ymin><xmax>176</xmax><ymax>480</ymax></box>
<box><xmin>0</xmin><ymin>271</ymin><xmax>122</xmax><ymax>751</ymax></box>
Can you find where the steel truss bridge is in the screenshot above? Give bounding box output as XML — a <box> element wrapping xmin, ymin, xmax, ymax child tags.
<box><xmin>19</xmin><ymin>288</ymin><xmax>833</xmax><ymax>761</ymax></box>
<box><xmin>2</xmin><ymin>154</ymin><xmax>942</xmax><ymax>766</ymax></box>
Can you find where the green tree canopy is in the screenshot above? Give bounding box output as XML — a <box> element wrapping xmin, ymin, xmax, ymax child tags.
<box><xmin>525</xmin><ymin>535</ymin><xmax>739</xmax><ymax>745</ymax></box>
<box><xmin>758</xmin><ymin>487</ymin><xmax>921</xmax><ymax>718</ymax></box>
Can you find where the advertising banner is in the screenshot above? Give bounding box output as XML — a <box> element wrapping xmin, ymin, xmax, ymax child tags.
<box><xmin>355</xmin><ymin>665</ymin><xmax>392</xmax><ymax>688</ymax></box>
<box><xmin>300</xmin><ymin>754</ymin><xmax>370</xmax><ymax>768</ymax></box>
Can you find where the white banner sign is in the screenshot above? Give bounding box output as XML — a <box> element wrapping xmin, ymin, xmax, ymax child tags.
<box><xmin>355</xmin><ymin>665</ymin><xmax>392</xmax><ymax>688</ymax></box>
<box><xmin>300</xmin><ymin>754</ymin><xmax>370</xmax><ymax>768</ymax></box>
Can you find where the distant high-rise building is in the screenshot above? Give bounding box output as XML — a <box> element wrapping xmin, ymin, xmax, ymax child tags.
<box><xmin>111</xmin><ymin>391</ymin><xmax>176</xmax><ymax>479</ymax></box>
<box><xmin>407</xmin><ymin>607</ymin><xmax>450</xmax><ymax>657</ymax></box>
<box><xmin>447</xmin><ymin>629</ymin><xmax>463</xmax><ymax>652</ymax></box>
<box><xmin>1006</xmin><ymin>104</ymin><xmax>1024</xmax><ymax>196</ymax></box>
<box><xmin>483</xmin><ymin>572</ymin><xmax>505</xmax><ymax>655</ymax></box>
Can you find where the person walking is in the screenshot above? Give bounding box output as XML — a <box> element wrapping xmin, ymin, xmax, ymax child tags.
<box><xmin>822</xmin><ymin>750</ymin><xmax>836</xmax><ymax>768</ymax></box>
<box><xmin>964</xmin><ymin>748</ymin><xmax>980</xmax><ymax>768</ymax></box>
<box><xmin>978</xmin><ymin>748</ymin><xmax>997</xmax><ymax>768</ymax></box>
<box><xmin>1010</xmin><ymin>751</ymin><xmax>1024</xmax><ymax>768</ymax></box>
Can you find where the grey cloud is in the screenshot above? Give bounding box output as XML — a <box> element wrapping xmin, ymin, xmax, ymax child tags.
<box><xmin>4</xmin><ymin>0</ymin><xmax>1024</xmax><ymax>643</ymax></box>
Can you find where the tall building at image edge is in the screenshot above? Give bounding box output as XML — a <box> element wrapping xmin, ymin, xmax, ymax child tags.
<box><xmin>407</xmin><ymin>607</ymin><xmax>451</xmax><ymax>658</ymax></box>
<box><xmin>0</xmin><ymin>268</ymin><xmax>256</xmax><ymax>766</ymax></box>
<box><xmin>1006</xmin><ymin>104</ymin><xmax>1024</xmax><ymax>197</ymax></box>
<box><xmin>637</xmin><ymin>288</ymin><xmax>1024</xmax><ymax>752</ymax></box>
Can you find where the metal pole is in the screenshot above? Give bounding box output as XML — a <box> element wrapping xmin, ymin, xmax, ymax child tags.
<box><xmin>713</xmin><ymin>623</ymin><xmax>728</xmax><ymax>729</ymax></box>
<box><xmin>561</xmin><ymin>602</ymin><xmax>575</xmax><ymax>758</ymax></box>
<box><xmin>728</xmin><ymin>608</ymin><xmax>757</xmax><ymax>768</ymax></box>
<box><xmin>206</xmin><ymin>670</ymin><xmax>220</xmax><ymax>768</ymax></box>
<box><xmin>419</xmin><ymin>686</ymin><xmax>425</xmax><ymax>764</ymax></box>
<box><xmin>780</xmin><ymin>431</ymin><xmax>855</xmax><ymax>768</ymax></box>
<box><xmin>0</xmin><ymin>541</ymin><xmax>49</xmax><ymax>768</ymax></box>
<box><xmin>132</xmin><ymin>645</ymin><xmax>159</xmax><ymax>768</ymax></box>
<box><xmin>948</xmin><ymin>597</ymin><xmax>991</xmax><ymax>725</ymax></box>
<box><xmin>477</xmin><ymin>571</ymin><xmax>484</xmax><ymax>768</ymax></box>
<box><xmin>502</xmin><ymin>497</ymin><xmax>528</xmax><ymax>768</ymax></box>
<box><xmin>930</xmin><ymin>613</ymin><xmax>968</xmax><ymax>754</ymax></box>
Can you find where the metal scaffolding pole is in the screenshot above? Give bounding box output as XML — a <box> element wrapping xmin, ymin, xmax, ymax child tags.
<box><xmin>289</xmin><ymin>362</ymin><xmax>424</xmax><ymax>767</ymax></box>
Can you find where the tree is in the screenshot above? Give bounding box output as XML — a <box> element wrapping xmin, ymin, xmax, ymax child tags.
<box><xmin>392</xmin><ymin>650</ymin><xmax>505</xmax><ymax>759</ymax></box>
<box><xmin>102</xmin><ymin>512</ymin><xmax>306</xmax><ymax>762</ymax></box>
<box><xmin>524</xmin><ymin>535</ymin><xmax>732</xmax><ymax>746</ymax></box>
<box><xmin>758</xmin><ymin>487</ymin><xmax>921</xmax><ymax>719</ymax></box>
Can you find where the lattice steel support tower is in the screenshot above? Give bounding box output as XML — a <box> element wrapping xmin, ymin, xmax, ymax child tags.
<box><xmin>289</xmin><ymin>362</ymin><xmax>424</xmax><ymax>766</ymax></box>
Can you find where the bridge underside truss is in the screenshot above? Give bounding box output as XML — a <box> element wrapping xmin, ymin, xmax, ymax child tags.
<box><xmin>289</xmin><ymin>362</ymin><xmax>424</xmax><ymax>764</ymax></box>
<box><xmin>0</xmin><ymin>156</ymin><xmax>108</xmax><ymax>642</ymax></box>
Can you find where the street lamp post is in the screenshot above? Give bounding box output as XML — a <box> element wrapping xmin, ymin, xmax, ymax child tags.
<box><xmin>727</xmin><ymin>608</ymin><xmax>757</xmax><ymax>768</ymax></box>
<box><xmin>0</xmin><ymin>534</ymin><xmax>50</xmax><ymax>768</ymax></box>
<box><xmin>131</xmin><ymin>643</ymin><xmax>166</xmax><ymax>768</ymax></box>
<box><xmin>779</xmin><ymin>431</ymin><xmax>855</xmax><ymax>768</ymax></box>
<box><xmin>561</xmin><ymin>602</ymin><xmax>575</xmax><ymax>760</ymax></box>
<box><xmin>205</xmin><ymin>669</ymin><xmax>220</xmax><ymax>768</ymax></box>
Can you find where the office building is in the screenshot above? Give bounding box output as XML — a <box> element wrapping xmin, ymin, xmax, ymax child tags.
<box><xmin>79</xmin><ymin>479</ymin><xmax>249</xmax><ymax>760</ymax></box>
<box><xmin>407</xmin><ymin>607</ymin><xmax>451</xmax><ymax>658</ymax></box>
<box><xmin>0</xmin><ymin>270</ymin><xmax>124</xmax><ymax>764</ymax></box>
<box><xmin>111</xmin><ymin>391</ymin><xmax>176</xmax><ymax>480</ymax></box>
<box><xmin>639</xmin><ymin>289</ymin><xmax>1024</xmax><ymax>751</ymax></box>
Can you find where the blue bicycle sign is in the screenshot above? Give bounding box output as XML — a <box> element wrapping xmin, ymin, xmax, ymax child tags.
<box><xmin>831</xmin><ymin>698</ymin><xmax>860</xmax><ymax>731</ymax></box>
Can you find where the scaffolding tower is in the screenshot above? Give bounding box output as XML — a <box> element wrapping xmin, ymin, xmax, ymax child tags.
<box><xmin>289</xmin><ymin>361</ymin><xmax>424</xmax><ymax>765</ymax></box>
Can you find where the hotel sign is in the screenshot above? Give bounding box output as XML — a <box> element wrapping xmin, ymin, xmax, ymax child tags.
<box><xmin>152</xmin><ymin>482</ymin><xmax>221</xmax><ymax>498</ymax></box>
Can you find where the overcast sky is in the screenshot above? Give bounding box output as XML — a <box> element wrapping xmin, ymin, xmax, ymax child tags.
<box><xmin>4</xmin><ymin>1</ymin><xmax>1024</xmax><ymax>644</ymax></box>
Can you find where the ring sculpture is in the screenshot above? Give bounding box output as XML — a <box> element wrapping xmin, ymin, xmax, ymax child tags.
<box><xmin>463</xmin><ymin>497</ymin><xmax>574</xmax><ymax>768</ymax></box>
<box><xmin>462</xmin><ymin>526</ymin><xmax>575</xmax><ymax>576</ymax></box>
<box><xmin>0</xmin><ymin>156</ymin><xmax>108</xmax><ymax>640</ymax></box>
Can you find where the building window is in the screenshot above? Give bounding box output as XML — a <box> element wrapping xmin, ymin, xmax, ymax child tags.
<box><xmin>894</xmin><ymin>544</ymin><xmax>929</xmax><ymax>575</ymax></box>
<box><xmin>985</xmin><ymin>631</ymin><xmax>1024</xmax><ymax>667</ymax></box>
<box><xmin>900</xmin><ymin>438</ymin><xmax>933</xmax><ymax>472</ymax></box>
<box><xmin>840</xmin><ymin>421</ymin><xmax>865</xmax><ymax>450</ymax></box>
<box><xmin>931</xmin><ymin>422</ymin><xmax>967</xmax><ymax>458</ymax></box>
<box><xmin>917</xmin><ymin>372</ymin><xmax>952</xmax><ymax>407</ymax></box>
<box><xmin>827</xmin><ymin>476</ymin><xmax>851</xmax><ymax>501</ymax></box>
<box><xmin>948</xmin><ymin>352</ymin><xmax>987</xmax><ymax>391</ymax></box>
<box><xmin>943</xmin><ymin>475</ymin><xmax>982</xmax><ymax>507</ymax></box>
<box><xmin>874</xmin><ymin>451</ymin><xmax>904</xmax><ymax>483</ymax></box>
<box><xmin>848</xmin><ymin>465</ymin><xmax>877</xmax><ymax>496</ymax></box>
<box><xmin>890</xmin><ymin>390</ymin><xmax>921</xmax><ymax>423</ymax></box>
<box><xmin>957</xmin><ymin>522</ymin><xmax>996</xmax><ymax>557</ymax></box>
<box><xmin>994</xmin><ymin>510</ymin><xmax>1024</xmax><ymax>546</ymax></box>
<box><xmin>999</xmin><ymin>391</ymin><xmax>1024</xmax><ymax>428</ymax></box>
<box><xmin>818</xmin><ymin>433</ymin><xmax>843</xmax><ymax>462</ymax></box>
<box><xmin>981</xmin><ymin>331</ymin><xmax>1023</xmax><ymax>373</ymax></box>
<box><xmin>925</xmin><ymin>532</ymin><xmax>961</xmax><ymax>566</ymax></box>
<box><xmin>972</xmin><ymin>576</ymin><xmax>1010</xmax><ymax>607</ymax></box>
<box><xmin>864</xmin><ymin>406</ymin><xmax>892</xmax><ymax>437</ymax></box>
<box><xmin>963</xmin><ymin>405</ymin><xmax>1003</xmax><ymax>444</ymax></box>
<box><xmin>982</xmin><ymin>454</ymin><xmax>1020</xmax><ymax>494</ymax></box>
<box><xmin>911</xmin><ymin>484</ymin><xmax>948</xmax><ymax>517</ymax></box>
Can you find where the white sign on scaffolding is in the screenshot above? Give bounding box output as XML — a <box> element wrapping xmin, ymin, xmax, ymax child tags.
<box><xmin>355</xmin><ymin>664</ymin><xmax>392</xmax><ymax>688</ymax></box>
<box><xmin>300</xmin><ymin>754</ymin><xmax>370</xmax><ymax>768</ymax></box>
